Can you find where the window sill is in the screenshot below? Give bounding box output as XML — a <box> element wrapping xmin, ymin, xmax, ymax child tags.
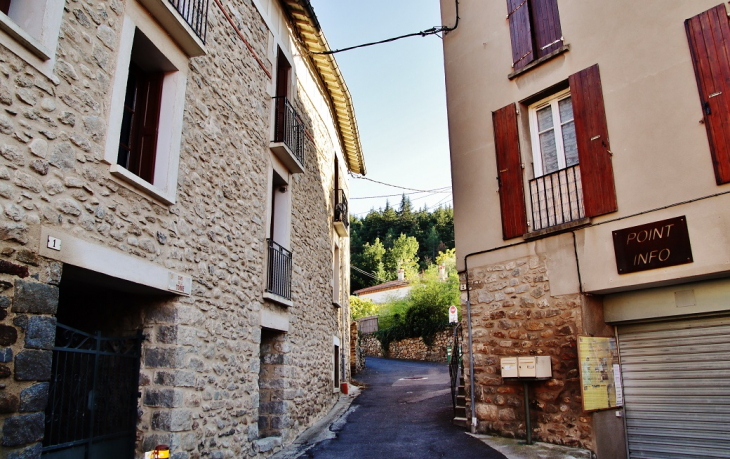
<box><xmin>508</xmin><ymin>44</ymin><xmax>570</xmax><ymax>80</ymax></box>
<box><xmin>109</xmin><ymin>164</ymin><xmax>176</xmax><ymax>205</ymax></box>
<box><xmin>523</xmin><ymin>217</ymin><xmax>590</xmax><ymax>241</ymax></box>
<box><xmin>263</xmin><ymin>291</ymin><xmax>293</xmax><ymax>308</ymax></box>
<box><xmin>0</xmin><ymin>14</ymin><xmax>51</xmax><ymax>61</ymax></box>
<box><xmin>270</xmin><ymin>142</ymin><xmax>305</xmax><ymax>174</ymax></box>
<box><xmin>332</xmin><ymin>301</ymin><xmax>342</xmax><ymax>308</ymax></box>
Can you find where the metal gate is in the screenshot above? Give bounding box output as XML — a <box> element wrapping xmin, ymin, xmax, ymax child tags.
<box><xmin>42</xmin><ymin>324</ymin><xmax>142</xmax><ymax>459</ymax></box>
<box><xmin>618</xmin><ymin>316</ymin><xmax>730</xmax><ymax>459</ymax></box>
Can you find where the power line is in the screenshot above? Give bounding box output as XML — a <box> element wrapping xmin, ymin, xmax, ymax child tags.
<box><xmin>350</xmin><ymin>187</ymin><xmax>451</xmax><ymax>200</ymax></box>
<box><xmin>310</xmin><ymin>0</ymin><xmax>460</xmax><ymax>55</ymax></box>
<box><xmin>350</xmin><ymin>173</ymin><xmax>451</xmax><ymax>193</ymax></box>
<box><xmin>351</xmin><ymin>265</ymin><xmax>386</xmax><ymax>282</ymax></box>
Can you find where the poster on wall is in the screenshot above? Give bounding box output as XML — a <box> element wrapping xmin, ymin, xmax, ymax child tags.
<box><xmin>577</xmin><ymin>336</ymin><xmax>623</xmax><ymax>411</ymax></box>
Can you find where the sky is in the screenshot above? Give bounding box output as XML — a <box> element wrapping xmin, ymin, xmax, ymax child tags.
<box><xmin>309</xmin><ymin>0</ymin><xmax>454</xmax><ymax>217</ymax></box>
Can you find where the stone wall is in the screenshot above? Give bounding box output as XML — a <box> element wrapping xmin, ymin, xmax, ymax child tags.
<box><xmin>360</xmin><ymin>330</ymin><xmax>452</xmax><ymax>362</ymax></box>
<box><xmin>461</xmin><ymin>255</ymin><xmax>591</xmax><ymax>450</ymax></box>
<box><xmin>0</xmin><ymin>1</ymin><xmax>351</xmax><ymax>458</ymax></box>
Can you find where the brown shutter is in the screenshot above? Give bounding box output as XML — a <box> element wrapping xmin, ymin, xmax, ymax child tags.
<box><xmin>569</xmin><ymin>64</ymin><xmax>618</xmax><ymax>217</ymax></box>
<box><xmin>686</xmin><ymin>4</ymin><xmax>730</xmax><ymax>185</ymax></box>
<box><xmin>493</xmin><ymin>103</ymin><xmax>528</xmax><ymax>239</ymax></box>
<box><xmin>507</xmin><ymin>0</ymin><xmax>534</xmax><ymax>71</ymax></box>
<box><xmin>134</xmin><ymin>72</ymin><xmax>163</xmax><ymax>183</ymax></box>
<box><xmin>531</xmin><ymin>0</ymin><xmax>562</xmax><ymax>58</ymax></box>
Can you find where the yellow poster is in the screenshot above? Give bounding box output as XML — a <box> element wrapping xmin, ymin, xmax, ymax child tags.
<box><xmin>577</xmin><ymin>336</ymin><xmax>622</xmax><ymax>411</ymax></box>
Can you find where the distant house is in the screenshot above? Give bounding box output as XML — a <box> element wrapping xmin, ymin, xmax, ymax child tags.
<box><xmin>353</xmin><ymin>272</ymin><xmax>411</xmax><ymax>304</ymax></box>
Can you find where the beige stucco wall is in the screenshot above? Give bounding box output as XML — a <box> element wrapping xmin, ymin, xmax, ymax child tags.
<box><xmin>441</xmin><ymin>0</ymin><xmax>730</xmax><ymax>289</ymax></box>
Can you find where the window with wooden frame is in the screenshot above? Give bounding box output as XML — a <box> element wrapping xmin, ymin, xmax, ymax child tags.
<box><xmin>686</xmin><ymin>4</ymin><xmax>730</xmax><ymax>185</ymax></box>
<box><xmin>507</xmin><ymin>0</ymin><xmax>564</xmax><ymax>73</ymax></box>
<box><xmin>493</xmin><ymin>64</ymin><xmax>617</xmax><ymax>238</ymax></box>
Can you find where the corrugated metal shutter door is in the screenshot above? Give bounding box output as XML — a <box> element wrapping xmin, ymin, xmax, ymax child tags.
<box><xmin>618</xmin><ymin>316</ymin><xmax>730</xmax><ymax>458</ymax></box>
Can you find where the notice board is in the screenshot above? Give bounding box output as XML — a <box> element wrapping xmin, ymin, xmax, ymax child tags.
<box><xmin>577</xmin><ymin>336</ymin><xmax>623</xmax><ymax>411</ymax></box>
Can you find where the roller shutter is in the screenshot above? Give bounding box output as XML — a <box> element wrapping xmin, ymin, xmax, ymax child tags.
<box><xmin>617</xmin><ymin>316</ymin><xmax>730</xmax><ymax>458</ymax></box>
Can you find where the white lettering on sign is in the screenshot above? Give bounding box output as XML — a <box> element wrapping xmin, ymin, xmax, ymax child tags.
<box><xmin>168</xmin><ymin>272</ymin><xmax>192</xmax><ymax>296</ymax></box>
<box><xmin>625</xmin><ymin>223</ymin><xmax>674</xmax><ymax>245</ymax></box>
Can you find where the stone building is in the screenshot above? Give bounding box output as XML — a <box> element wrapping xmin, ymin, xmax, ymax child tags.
<box><xmin>440</xmin><ymin>1</ymin><xmax>730</xmax><ymax>458</ymax></box>
<box><xmin>0</xmin><ymin>0</ymin><xmax>365</xmax><ymax>457</ymax></box>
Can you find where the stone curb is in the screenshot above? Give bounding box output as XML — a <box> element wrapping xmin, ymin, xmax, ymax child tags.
<box><xmin>467</xmin><ymin>433</ymin><xmax>594</xmax><ymax>459</ymax></box>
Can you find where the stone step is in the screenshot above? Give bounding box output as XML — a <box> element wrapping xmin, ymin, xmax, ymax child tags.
<box><xmin>456</xmin><ymin>395</ymin><xmax>466</xmax><ymax>405</ymax></box>
<box><xmin>458</xmin><ymin>386</ymin><xmax>466</xmax><ymax>396</ymax></box>
<box><xmin>454</xmin><ymin>406</ymin><xmax>466</xmax><ymax>417</ymax></box>
<box><xmin>452</xmin><ymin>416</ymin><xmax>469</xmax><ymax>428</ymax></box>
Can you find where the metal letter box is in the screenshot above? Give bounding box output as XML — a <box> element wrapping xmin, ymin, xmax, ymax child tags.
<box><xmin>500</xmin><ymin>357</ymin><xmax>518</xmax><ymax>378</ymax></box>
<box><xmin>517</xmin><ymin>356</ymin><xmax>552</xmax><ymax>378</ymax></box>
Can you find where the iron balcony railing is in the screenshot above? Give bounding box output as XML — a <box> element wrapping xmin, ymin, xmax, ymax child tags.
<box><xmin>274</xmin><ymin>96</ymin><xmax>306</xmax><ymax>168</ymax></box>
<box><xmin>169</xmin><ymin>0</ymin><xmax>209</xmax><ymax>42</ymax></box>
<box><xmin>335</xmin><ymin>189</ymin><xmax>349</xmax><ymax>229</ymax></box>
<box><xmin>266</xmin><ymin>239</ymin><xmax>293</xmax><ymax>301</ymax></box>
<box><xmin>529</xmin><ymin>164</ymin><xmax>585</xmax><ymax>231</ymax></box>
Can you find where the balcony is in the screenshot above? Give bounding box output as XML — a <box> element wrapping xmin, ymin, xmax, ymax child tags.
<box><xmin>138</xmin><ymin>0</ymin><xmax>209</xmax><ymax>56</ymax></box>
<box><xmin>266</xmin><ymin>239</ymin><xmax>293</xmax><ymax>302</ymax></box>
<box><xmin>334</xmin><ymin>189</ymin><xmax>349</xmax><ymax>237</ymax></box>
<box><xmin>270</xmin><ymin>96</ymin><xmax>305</xmax><ymax>174</ymax></box>
<box><xmin>529</xmin><ymin>165</ymin><xmax>585</xmax><ymax>232</ymax></box>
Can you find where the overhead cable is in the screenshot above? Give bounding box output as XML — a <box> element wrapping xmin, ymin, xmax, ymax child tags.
<box><xmin>311</xmin><ymin>0</ymin><xmax>460</xmax><ymax>55</ymax></box>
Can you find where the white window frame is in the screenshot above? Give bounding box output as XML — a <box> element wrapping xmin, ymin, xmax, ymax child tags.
<box><xmin>0</xmin><ymin>0</ymin><xmax>65</xmax><ymax>83</ymax></box>
<box><xmin>528</xmin><ymin>88</ymin><xmax>575</xmax><ymax>178</ymax></box>
<box><xmin>103</xmin><ymin>1</ymin><xmax>188</xmax><ymax>205</ymax></box>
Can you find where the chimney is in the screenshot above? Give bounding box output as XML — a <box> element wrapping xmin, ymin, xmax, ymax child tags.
<box><xmin>438</xmin><ymin>264</ymin><xmax>446</xmax><ymax>281</ymax></box>
<box><xmin>397</xmin><ymin>268</ymin><xmax>405</xmax><ymax>281</ymax></box>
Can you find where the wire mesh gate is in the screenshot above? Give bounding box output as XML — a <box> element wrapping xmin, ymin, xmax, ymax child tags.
<box><xmin>42</xmin><ymin>324</ymin><xmax>142</xmax><ymax>459</ymax></box>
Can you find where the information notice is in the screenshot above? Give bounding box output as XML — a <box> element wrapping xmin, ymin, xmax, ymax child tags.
<box><xmin>577</xmin><ymin>336</ymin><xmax>623</xmax><ymax>411</ymax></box>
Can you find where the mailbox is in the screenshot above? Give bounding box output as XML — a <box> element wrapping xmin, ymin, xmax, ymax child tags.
<box><xmin>517</xmin><ymin>356</ymin><xmax>552</xmax><ymax>378</ymax></box>
<box><xmin>500</xmin><ymin>357</ymin><xmax>518</xmax><ymax>378</ymax></box>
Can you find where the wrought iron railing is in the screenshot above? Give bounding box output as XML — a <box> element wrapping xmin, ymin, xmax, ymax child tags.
<box><xmin>274</xmin><ymin>96</ymin><xmax>306</xmax><ymax>168</ymax></box>
<box><xmin>266</xmin><ymin>239</ymin><xmax>293</xmax><ymax>300</ymax></box>
<box><xmin>529</xmin><ymin>165</ymin><xmax>585</xmax><ymax>231</ymax></box>
<box><xmin>169</xmin><ymin>0</ymin><xmax>209</xmax><ymax>43</ymax></box>
<box><xmin>335</xmin><ymin>189</ymin><xmax>349</xmax><ymax>229</ymax></box>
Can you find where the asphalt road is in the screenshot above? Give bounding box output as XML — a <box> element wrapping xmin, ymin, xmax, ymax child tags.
<box><xmin>304</xmin><ymin>357</ymin><xmax>507</xmax><ymax>459</ymax></box>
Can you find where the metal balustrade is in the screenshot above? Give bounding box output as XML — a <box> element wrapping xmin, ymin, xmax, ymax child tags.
<box><xmin>335</xmin><ymin>189</ymin><xmax>349</xmax><ymax>229</ymax></box>
<box><xmin>273</xmin><ymin>96</ymin><xmax>306</xmax><ymax>168</ymax></box>
<box><xmin>529</xmin><ymin>165</ymin><xmax>585</xmax><ymax>231</ymax></box>
<box><xmin>168</xmin><ymin>0</ymin><xmax>209</xmax><ymax>43</ymax></box>
<box><xmin>266</xmin><ymin>239</ymin><xmax>293</xmax><ymax>300</ymax></box>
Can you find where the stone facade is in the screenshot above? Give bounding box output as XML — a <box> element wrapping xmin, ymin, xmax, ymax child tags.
<box><xmin>360</xmin><ymin>330</ymin><xmax>452</xmax><ymax>363</ymax></box>
<box><xmin>0</xmin><ymin>0</ymin><xmax>359</xmax><ymax>458</ymax></box>
<box><xmin>460</xmin><ymin>255</ymin><xmax>590</xmax><ymax>449</ymax></box>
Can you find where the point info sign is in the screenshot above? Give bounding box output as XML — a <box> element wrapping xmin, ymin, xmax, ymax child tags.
<box><xmin>612</xmin><ymin>216</ymin><xmax>693</xmax><ymax>275</ymax></box>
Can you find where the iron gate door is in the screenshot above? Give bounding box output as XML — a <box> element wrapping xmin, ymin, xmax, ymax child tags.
<box><xmin>42</xmin><ymin>324</ymin><xmax>142</xmax><ymax>459</ymax></box>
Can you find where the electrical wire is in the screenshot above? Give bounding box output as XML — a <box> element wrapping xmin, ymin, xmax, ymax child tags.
<box><xmin>350</xmin><ymin>187</ymin><xmax>451</xmax><ymax>200</ymax></box>
<box><xmin>311</xmin><ymin>0</ymin><xmax>460</xmax><ymax>55</ymax></box>
<box><xmin>351</xmin><ymin>265</ymin><xmax>387</xmax><ymax>282</ymax></box>
<box><xmin>350</xmin><ymin>173</ymin><xmax>451</xmax><ymax>193</ymax></box>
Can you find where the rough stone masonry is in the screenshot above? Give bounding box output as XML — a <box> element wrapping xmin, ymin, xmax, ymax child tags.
<box><xmin>0</xmin><ymin>1</ymin><xmax>351</xmax><ymax>458</ymax></box>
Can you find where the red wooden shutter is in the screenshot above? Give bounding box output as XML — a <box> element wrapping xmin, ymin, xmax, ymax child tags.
<box><xmin>0</xmin><ymin>0</ymin><xmax>10</xmax><ymax>15</ymax></box>
<box><xmin>531</xmin><ymin>0</ymin><xmax>562</xmax><ymax>58</ymax></box>
<box><xmin>569</xmin><ymin>64</ymin><xmax>617</xmax><ymax>217</ymax></box>
<box><xmin>134</xmin><ymin>72</ymin><xmax>163</xmax><ymax>183</ymax></box>
<box><xmin>686</xmin><ymin>4</ymin><xmax>730</xmax><ymax>185</ymax></box>
<box><xmin>493</xmin><ymin>103</ymin><xmax>528</xmax><ymax>239</ymax></box>
<box><xmin>507</xmin><ymin>0</ymin><xmax>534</xmax><ymax>71</ymax></box>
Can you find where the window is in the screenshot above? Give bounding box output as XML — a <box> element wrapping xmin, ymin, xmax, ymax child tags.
<box><xmin>270</xmin><ymin>48</ymin><xmax>305</xmax><ymax>173</ymax></box>
<box><xmin>0</xmin><ymin>0</ymin><xmax>65</xmax><ymax>80</ymax></box>
<box><xmin>104</xmin><ymin>2</ymin><xmax>188</xmax><ymax>205</ymax></box>
<box><xmin>493</xmin><ymin>65</ymin><xmax>617</xmax><ymax>238</ymax></box>
<box><xmin>507</xmin><ymin>0</ymin><xmax>564</xmax><ymax>73</ymax></box>
<box><xmin>264</xmin><ymin>165</ymin><xmax>293</xmax><ymax>303</ymax></box>
<box><xmin>686</xmin><ymin>4</ymin><xmax>730</xmax><ymax>185</ymax></box>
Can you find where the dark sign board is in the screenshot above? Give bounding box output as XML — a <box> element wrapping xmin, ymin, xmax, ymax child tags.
<box><xmin>612</xmin><ymin>216</ymin><xmax>693</xmax><ymax>274</ymax></box>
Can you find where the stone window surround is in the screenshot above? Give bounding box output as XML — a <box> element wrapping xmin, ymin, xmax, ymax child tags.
<box><xmin>103</xmin><ymin>0</ymin><xmax>188</xmax><ymax>205</ymax></box>
<box><xmin>0</xmin><ymin>0</ymin><xmax>65</xmax><ymax>84</ymax></box>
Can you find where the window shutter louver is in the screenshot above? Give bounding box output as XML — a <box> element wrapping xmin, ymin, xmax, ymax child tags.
<box><xmin>686</xmin><ymin>4</ymin><xmax>730</xmax><ymax>185</ymax></box>
<box><xmin>531</xmin><ymin>0</ymin><xmax>563</xmax><ymax>58</ymax></box>
<box><xmin>135</xmin><ymin>72</ymin><xmax>163</xmax><ymax>184</ymax></box>
<box><xmin>493</xmin><ymin>103</ymin><xmax>528</xmax><ymax>239</ymax></box>
<box><xmin>569</xmin><ymin>64</ymin><xmax>617</xmax><ymax>218</ymax></box>
<box><xmin>507</xmin><ymin>0</ymin><xmax>535</xmax><ymax>71</ymax></box>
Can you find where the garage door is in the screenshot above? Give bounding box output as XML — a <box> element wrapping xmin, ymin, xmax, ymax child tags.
<box><xmin>618</xmin><ymin>316</ymin><xmax>730</xmax><ymax>459</ymax></box>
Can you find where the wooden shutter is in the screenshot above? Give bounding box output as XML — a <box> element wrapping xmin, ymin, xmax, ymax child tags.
<box><xmin>531</xmin><ymin>0</ymin><xmax>562</xmax><ymax>58</ymax></box>
<box><xmin>569</xmin><ymin>64</ymin><xmax>617</xmax><ymax>217</ymax></box>
<box><xmin>0</xmin><ymin>0</ymin><xmax>10</xmax><ymax>15</ymax></box>
<box><xmin>686</xmin><ymin>4</ymin><xmax>730</xmax><ymax>185</ymax></box>
<box><xmin>507</xmin><ymin>0</ymin><xmax>534</xmax><ymax>71</ymax></box>
<box><xmin>133</xmin><ymin>72</ymin><xmax>163</xmax><ymax>183</ymax></box>
<box><xmin>493</xmin><ymin>103</ymin><xmax>528</xmax><ymax>239</ymax></box>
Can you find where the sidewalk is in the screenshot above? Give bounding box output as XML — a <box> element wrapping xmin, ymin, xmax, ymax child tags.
<box><xmin>468</xmin><ymin>434</ymin><xmax>593</xmax><ymax>459</ymax></box>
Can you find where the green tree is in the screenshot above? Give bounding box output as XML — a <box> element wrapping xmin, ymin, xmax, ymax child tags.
<box><xmin>385</xmin><ymin>234</ymin><xmax>419</xmax><ymax>279</ymax></box>
<box><xmin>350</xmin><ymin>295</ymin><xmax>379</xmax><ymax>320</ymax></box>
<box><xmin>424</xmin><ymin>225</ymin><xmax>441</xmax><ymax>264</ymax></box>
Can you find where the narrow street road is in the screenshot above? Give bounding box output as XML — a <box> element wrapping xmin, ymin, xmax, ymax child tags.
<box><xmin>305</xmin><ymin>357</ymin><xmax>506</xmax><ymax>459</ymax></box>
